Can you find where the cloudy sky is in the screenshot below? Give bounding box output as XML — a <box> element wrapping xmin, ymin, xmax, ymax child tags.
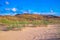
<box><xmin>0</xmin><ymin>0</ymin><xmax>60</xmax><ymax>16</ymax></box>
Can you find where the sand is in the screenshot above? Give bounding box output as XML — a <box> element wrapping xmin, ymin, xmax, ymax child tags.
<box><xmin>0</xmin><ymin>24</ymin><xmax>60</xmax><ymax>40</ymax></box>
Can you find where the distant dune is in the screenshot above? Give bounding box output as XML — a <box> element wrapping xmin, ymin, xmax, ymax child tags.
<box><xmin>0</xmin><ymin>13</ymin><xmax>60</xmax><ymax>31</ymax></box>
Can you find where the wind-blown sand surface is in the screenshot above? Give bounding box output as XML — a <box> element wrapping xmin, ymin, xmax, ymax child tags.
<box><xmin>0</xmin><ymin>24</ymin><xmax>60</xmax><ymax>40</ymax></box>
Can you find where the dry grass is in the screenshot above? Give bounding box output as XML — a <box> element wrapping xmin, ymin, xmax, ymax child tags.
<box><xmin>0</xmin><ymin>14</ymin><xmax>60</xmax><ymax>31</ymax></box>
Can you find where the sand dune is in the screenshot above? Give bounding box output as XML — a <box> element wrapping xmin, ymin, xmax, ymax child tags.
<box><xmin>0</xmin><ymin>24</ymin><xmax>60</xmax><ymax>40</ymax></box>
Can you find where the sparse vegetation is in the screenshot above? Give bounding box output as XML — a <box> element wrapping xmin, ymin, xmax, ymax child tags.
<box><xmin>0</xmin><ymin>14</ymin><xmax>60</xmax><ymax>31</ymax></box>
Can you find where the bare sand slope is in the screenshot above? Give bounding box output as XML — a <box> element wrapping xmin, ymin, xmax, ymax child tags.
<box><xmin>0</xmin><ymin>24</ymin><xmax>60</xmax><ymax>40</ymax></box>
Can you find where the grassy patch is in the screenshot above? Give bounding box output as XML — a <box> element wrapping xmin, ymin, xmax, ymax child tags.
<box><xmin>0</xmin><ymin>19</ymin><xmax>60</xmax><ymax>31</ymax></box>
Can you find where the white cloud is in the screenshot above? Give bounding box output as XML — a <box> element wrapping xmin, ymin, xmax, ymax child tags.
<box><xmin>48</xmin><ymin>12</ymin><xmax>55</xmax><ymax>15</ymax></box>
<box><xmin>5</xmin><ymin>8</ymin><xmax>17</xmax><ymax>12</ymax></box>
<box><xmin>12</xmin><ymin>8</ymin><xmax>17</xmax><ymax>12</ymax></box>
<box><xmin>40</xmin><ymin>12</ymin><xmax>56</xmax><ymax>15</ymax></box>
<box><xmin>20</xmin><ymin>10</ymin><xmax>29</xmax><ymax>13</ymax></box>
<box><xmin>3</xmin><ymin>13</ymin><xmax>11</xmax><ymax>15</ymax></box>
<box><xmin>33</xmin><ymin>12</ymin><xmax>41</xmax><ymax>14</ymax></box>
<box><xmin>20</xmin><ymin>10</ymin><xmax>33</xmax><ymax>13</ymax></box>
<box><xmin>23</xmin><ymin>11</ymin><xmax>28</xmax><ymax>13</ymax></box>
<box><xmin>5</xmin><ymin>1</ymin><xmax>9</xmax><ymax>5</ymax></box>
<box><xmin>50</xmin><ymin>9</ymin><xmax>54</xmax><ymax>13</ymax></box>
<box><xmin>28</xmin><ymin>10</ymin><xmax>33</xmax><ymax>13</ymax></box>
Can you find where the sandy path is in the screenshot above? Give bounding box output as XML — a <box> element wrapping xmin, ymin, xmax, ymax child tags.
<box><xmin>0</xmin><ymin>24</ymin><xmax>60</xmax><ymax>40</ymax></box>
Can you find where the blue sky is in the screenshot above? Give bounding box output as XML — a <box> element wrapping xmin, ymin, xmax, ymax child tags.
<box><xmin>0</xmin><ymin>0</ymin><xmax>60</xmax><ymax>16</ymax></box>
